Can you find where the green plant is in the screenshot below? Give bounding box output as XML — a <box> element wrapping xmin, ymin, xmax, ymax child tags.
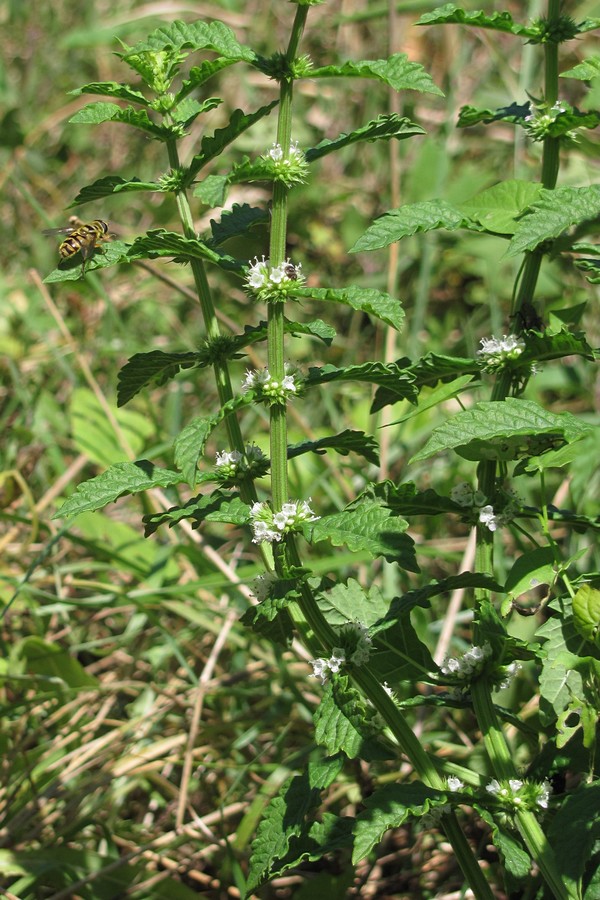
<box><xmin>5</xmin><ymin>1</ymin><xmax>600</xmax><ymax>897</ymax></box>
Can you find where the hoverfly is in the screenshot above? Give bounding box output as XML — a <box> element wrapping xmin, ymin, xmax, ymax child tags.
<box><xmin>43</xmin><ymin>216</ymin><xmax>110</xmax><ymax>273</ymax></box>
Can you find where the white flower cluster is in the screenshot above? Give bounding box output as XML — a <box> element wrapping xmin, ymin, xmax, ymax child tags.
<box><xmin>486</xmin><ymin>778</ymin><xmax>552</xmax><ymax>811</ymax></box>
<box><xmin>477</xmin><ymin>334</ymin><xmax>525</xmax><ymax>372</ymax></box>
<box><xmin>249</xmin><ymin>499</ymin><xmax>319</xmax><ymax>544</ymax></box>
<box><xmin>215</xmin><ymin>444</ymin><xmax>268</xmax><ymax>481</ymax></box>
<box><xmin>441</xmin><ymin>642</ymin><xmax>492</xmax><ymax>681</ymax></box>
<box><xmin>447</xmin><ymin>776</ymin><xmax>464</xmax><ymax>792</ymax></box>
<box><xmin>245</xmin><ymin>255</ymin><xmax>304</xmax><ymax>300</ymax></box>
<box><xmin>249</xmin><ymin>570</ymin><xmax>279</xmax><ymax>602</ymax></box>
<box><xmin>242</xmin><ymin>365</ymin><xmax>301</xmax><ymax>406</ymax></box>
<box><xmin>497</xmin><ymin>661</ymin><xmax>522</xmax><ymax>689</ymax></box>
<box><xmin>310</xmin><ymin>648</ymin><xmax>346</xmax><ymax>684</ymax></box>
<box><xmin>263</xmin><ymin>140</ymin><xmax>308</xmax><ymax>186</ymax></box>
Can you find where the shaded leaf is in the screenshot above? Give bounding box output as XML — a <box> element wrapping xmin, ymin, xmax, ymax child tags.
<box><xmin>70</xmin><ymin>175</ymin><xmax>160</xmax><ymax>206</ymax></box>
<box><xmin>55</xmin><ymin>461</ymin><xmax>183</xmax><ymax>519</ymax></box>
<box><xmin>306</xmin><ymin>114</ymin><xmax>425</xmax><ymax>162</ymax></box>
<box><xmin>507</xmin><ymin>185</ymin><xmax>600</xmax><ymax>256</ymax></box>
<box><xmin>352</xmin><ymin>200</ymin><xmax>474</xmax><ymax>252</ymax></box>
<box><xmin>69</xmin><ymin>81</ymin><xmax>150</xmax><ymax>105</ymax></box>
<box><xmin>310</xmin><ymin>53</ymin><xmax>443</xmax><ymax>96</ymax></box>
<box><xmin>117</xmin><ymin>351</ymin><xmax>201</xmax><ymax>407</ymax></box>
<box><xmin>288</xmin><ymin>430</ymin><xmax>379</xmax><ymax>466</ymax></box>
<box><xmin>188</xmin><ymin>103</ymin><xmax>278</xmax><ymax>179</ymax></box>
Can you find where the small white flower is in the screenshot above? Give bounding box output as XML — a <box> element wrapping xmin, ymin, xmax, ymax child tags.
<box><xmin>479</xmin><ymin>504</ymin><xmax>500</xmax><ymax>532</ymax></box>
<box><xmin>250</xmin><ymin>571</ymin><xmax>279</xmax><ymax>602</ymax></box>
<box><xmin>309</xmin><ymin>649</ymin><xmax>346</xmax><ymax>683</ymax></box>
<box><xmin>310</xmin><ymin>658</ymin><xmax>329</xmax><ymax>684</ymax></box>
<box><xmin>536</xmin><ymin>781</ymin><xmax>552</xmax><ymax>809</ymax></box>
<box><xmin>486</xmin><ymin>779</ymin><xmax>501</xmax><ymax>796</ymax></box>
<box><xmin>447</xmin><ymin>776</ymin><xmax>464</xmax><ymax>792</ymax></box>
<box><xmin>268</xmin><ymin>142</ymin><xmax>284</xmax><ymax>161</ymax></box>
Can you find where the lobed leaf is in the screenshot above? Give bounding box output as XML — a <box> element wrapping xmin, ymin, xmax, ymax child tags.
<box><xmin>69</xmin><ymin>102</ymin><xmax>174</xmax><ymax>139</ymax></box>
<box><xmin>127</xmin><ymin>229</ymin><xmax>238</xmax><ymax>269</ymax></box>
<box><xmin>208</xmin><ymin>203</ymin><xmax>269</xmax><ymax>246</ymax></box>
<box><xmin>124</xmin><ymin>19</ymin><xmax>257</xmax><ymax>62</ymax></box>
<box><xmin>297</xmin><ymin>285</ymin><xmax>405</xmax><ymax>330</ymax></box>
<box><xmin>305</xmin><ymin>362</ymin><xmax>418</xmax><ymax>403</ymax></box>
<box><xmin>193</xmin><ymin>174</ymin><xmax>229</xmax><ymax>207</ymax></box>
<box><xmin>176</xmin><ymin>59</ymin><xmax>240</xmax><ymax>102</ymax></box>
<box><xmin>314</xmin><ymin>679</ymin><xmax>390</xmax><ymax>760</ymax></box>
<box><xmin>309</xmin><ymin>53</ymin><xmax>443</xmax><ymax>96</ymax></box>
<box><xmin>55</xmin><ymin>461</ymin><xmax>183</xmax><ymax>519</ymax></box>
<box><xmin>309</xmin><ymin>500</ymin><xmax>419</xmax><ymax>571</ymax></box>
<box><xmin>305</xmin><ymin>114</ymin><xmax>425</xmax><ymax>162</ymax></box>
<box><xmin>351</xmin><ymin>200</ymin><xmax>475</xmax><ymax>252</ymax></box>
<box><xmin>143</xmin><ymin>491</ymin><xmax>248</xmax><ymax>536</ymax></box>
<box><xmin>416</xmin><ymin>4</ymin><xmax>537</xmax><ymax>37</ymax></box>
<box><xmin>507</xmin><ymin>185</ymin><xmax>600</xmax><ymax>256</ymax></box>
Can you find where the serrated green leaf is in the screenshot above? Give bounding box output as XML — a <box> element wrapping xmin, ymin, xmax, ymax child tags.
<box><xmin>367</xmin><ymin>480</ymin><xmax>464</xmax><ymax>517</ymax></box>
<box><xmin>54</xmin><ymin>461</ymin><xmax>183</xmax><ymax>519</ymax></box>
<box><xmin>353</xmin><ymin>784</ymin><xmax>448</xmax><ymax>863</ymax></box>
<box><xmin>314</xmin><ymin>679</ymin><xmax>389</xmax><ymax>760</ymax></box>
<box><xmin>305</xmin><ymin>114</ymin><xmax>425</xmax><ymax>162</ymax></box>
<box><xmin>459</xmin><ymin>180</ymin><xmax>543</xmax><ymax>234</ymax></box>
<box><xmin>505</xmin><ymin>547</ymin><xmax>557</xmax><ymax>599</ymax></box>
<box><xmin>172</xmin><ymin>95</ymin><xmax>221</xmax><ymax>127</ymax></box>
<box><xmin>548</xmin><ymin>784</ymin><xmax>600</xmax><ymax>894</ymax></box>
<box><xmin>457</xmin><ymin>101</ymin><xmax>531</xmax><ymax>128</ymax></box>
<box><xmin>208</xmin><ymin>204</ymin><xmax>269</xmax><ymax>246</ymax></box>
<box><xmin>69</xmin><ymin>81</ymin><xmax>150</xmax><ymax>105</ymax></box>
<box><xmin>310</xmin><ymin>53</ymin><xmax>443</xmax><ymax>96</ymax></box>
<box><xmin>373</xmin><ymin>574</ymin><xmax>503</xmax><ymax>627</ymax></box>
<box><xmin>306</xmin><ymin>361</ymin><xmax>418</xmax><ymax>404</ymax></box>
<box><xmin>288</xmin><ymin>430</ymin><xmax>379</xmax><ymax>466</ymax></box>
<box><xmin>410</xmin><ymin>397</ymin><xmax>591</xmax><ymax>463</ymax></box>
<box><xmin>193</xmin><ymin>174</ymin><xmax>229</xmax><ymax>207</ymax></box>
<box><xmin>142</xmin><ymin>489</ymin><xmax>247</xmax><ymax>536</ymax></box>
<box><xmin>124</xmin><ymin>19</ymin><xmax>257</xmax><ymax>62</ymax></box>
<box><xmin>296</xmin><ymin>285</ymin><xmax>404</xmax><ymax>330</ymax></box>
<box><xmin>70</xmin><ymin>176</ymin><xmax>160</xmax><ymax>206</ymax></box>
<box><xmin>416</xmin><ymin>4</ymin><xmax>536</xmax><ymax>37</ymax></box>
<box><xmin>317</xmin><ymin>579</ymin><xmax>389</xmax><ymax>627</ymax></box>
<box><xmin>309</xmin><ymin>500</ymin><xmax>418</xmax><ymax>571</ymax></box>
<box><xmin>188</xmin><ymin>103</ymin><xmax>278</xmax><ymax>179</ymax></box>
<box><xmin>537</xmin><ymin>596</ymin><xmax>586</xmax><ymax>723</ymax></box>
<box><xmin>246</xmin><ymin>757</ymin><xmax>344</xmax><ymax>893</ymax></box>
<box><xmin>383</xmin><ymin>374</ymin><xmax>476</xmax><ymax>422</ymax></box>
<box><xmin>507</xmin><ymin>185</ymin><xmax>600</xmax><ymax>256</ymax></box>
<box><xmin>176</xmin><ymin>59</ymin><xmax>240</xmax><ymax>102</ymax></box>
<box><xmin>351</xmin><ymin>200</ymin><xmax>473</xmax><ymax>252</ymax></box>
<box><xmin>117</xmin><ymin>351</ymin><xmax>201</xmax><ymax>407</ymax></box>
<box><xmin>174</xmin><ymin>395</ymin><xmax>254</xmax><ymax>486</ymax></box>
<box><xmin>43</xmin><ymin>240</ymin><xmax>130</xmax><ymax>282</ymax></box>
<box><xmin>127</xmin><ymin>229</ymin><xmax>237</xmax><ymax>269</ymax></box>
<box><xmin>561</xmin><ymin>56</ymin><xmax>600</xmax><ymax>80</ymax></box>
<box><xmin>69</xmin><ymin>102</ymin><xmax>174</xmax><ymax>139</ymax></box>
<box><xmin>572</xmin><ymin>584</ymin><xmax>600</xmax><ymax>645</ymax></box>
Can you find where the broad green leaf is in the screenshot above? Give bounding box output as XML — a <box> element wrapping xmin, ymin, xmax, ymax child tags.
<box><xmin>305</xmin><ymin>114</ymin><xmax>425</xmax><ymax>162</ymax></box>
<box><xmin>353</xmin><ymin>784</ymin><xmax>448</xmax><ymax>863</ymax></box>
<box><xmin>55</xmin><ymin>461</ymin><xmax>183</xmax><ymax>519</ymax></box>
<box><xmin>572</xmin><ymin>584</ymin><xmax>600</xmax><ymax>645</ymax></box>
<box><xmin>416</xmin><ymin>4</ymin><xmax>537</xmax><ymax>38</ymax></box>
<box><xmin>537</xmin><ymin>596</ymin><xmax>586</xmax><ymax>723</ymax></box>
<box><xmin>15</xmin><ymin>637</ymin><xmax>98</xmax><ymax>688</ymax></box>
<box><xmin>309</xmin><ymin>53</ymin><xmax>443</xmax><ymax>96</ymax></box>
<box><xmin>410</xmin><ymin>397</ymin><xmax>591</xmax><ymax>463</ymax></box>
<box><xmin>43</xmin><ymin>240</ymin><xmax>130</xmax><ymax>282</ymax></box>
<box><xmin>117</xmin><ymin>351</ymin><xmax>201</xmax><ymax>407</ymax></box>
<box><xmin>410</xmin><ymin>352</ymin><xmax>480</xmax><ymax>386</ymax></box>
<box><xmin>208</xmin><ymin>203</ymin><xmax>269</xmax><ymax>246</ymax></box>
<box><xmin>459</xmin><ymin>180</ymin><xmax>543</xmax><ymax>234</ymax></box>
<box><xmin>246</xmin><ymin>757</ymin><xmax>344</xmax><ymax>893</ymax></box>
<box><xmin>297</xmin><ymin>285</ymin><xmax>404</xmax><ymax>330</ymax></box>
<box><xmin>309</xmin><ymin>500</ymin><xmax>419</xmax><ymax>571</ymax></box>
<box><xmin>368</xmin><ymin>480</ymin><xmax>465</xmax><ymax>517</ymax></box>
<box><xmin>172</xmin><ymin>95</ymin><xmax>221</xmax><ymax>126</ymax></box>
<box><xmin>519</xmin><ymin>329</ymin><xmax>594</xmax><ymax>364</ymax></box>
<box><xmin>316</xmin><ymin>579</ymin><xmax>389</xmax><ymax>627</ymax></box>
<box><xmin>507</xmin><ymin>185</ymin><xmax>600</xmax><ymax>256</ymax></box>
<box><xmin>351</xmin><ymin>200</ymin><xmax>474</xmax><ymax>252</ymax></box>
<box><xmin>561</xmin><ymin>57</ymin><xmax>600</xmax><ymax>80</ymax></box>
<box><xmin>70</xmin><ymin>175</ymin><xmax>161</xmax><ymax>206</ymax></box>
<box><xmin>176</xmin><ymin>59</ymin><xmax>240</xmax><ymax>101</ymax></box>
<box><xmin>548</xmin><ymin>784</ymin><xmax>600</xmax><ymax>896</ymax></box>
<box><xmin>127</xmin><ymin>229</ymin><xmax>237</xmax><ymax>269</ymax></box>
<box><xmin>69</xmin><ymin>81</ymin><xmax>150</xmax><ymax>105</ymax></box>
<box><xmin>505</xmin><ymin>547</ymin><xmax>557</xmax><ymax>600</ymax></box>
<box><xmin>193</xmin><ymin>174</ymin><xmax>229</xmax><ymax>206</ymax></box>
<box><xmin>69</xmin><ymin>102</ymin><xmax>174</xmax><ymax>139</ymax></box>
<box><xmin>69</xmin><ymin>387</ymin><xmax>154</xmax><ymax>467</ymax></box>
<box><xmin>188</xmin><ymin>103</ymin><xmax>278</xmax><ymax>179</ymax></box>
<box><xmin>125</xmin><ymin>20</ymin><xmax>257</xmax><ymax>61</ymax></box>
<box><xmin>288</xmin><ymin>430</ymin><xmax>379</xmax><ymax>466</ymax></box>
